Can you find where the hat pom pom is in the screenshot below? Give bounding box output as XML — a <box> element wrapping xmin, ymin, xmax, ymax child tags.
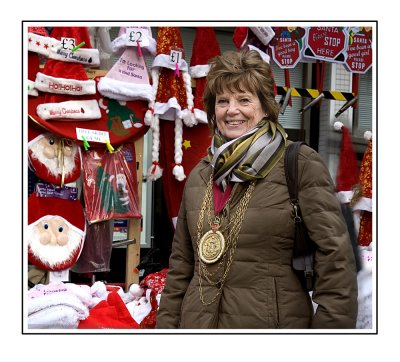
<box><xmin>129</xmin><ymin>284</ymin><xmax>144</xmax><ymax>298</ymax></box>
<box><xmin>182</xmin><ymin>108</ymin><xmax>197</xmax><ymax>127</ymax></box>
<box><xmin>334</xmin><ymin>121</ymin><xmax>344</xmax><ymax>131</ymax></box>
<box><xmin>172</xmin><ymin>164</ymin><xmax>186</xmax><ymax>181</ymax></box>
<box><xmin>364</xmin><ymin>130</ymin><xmax>372</xmax><ymax>141</ymax></box>
<box><xmin>147</xmin><ymin>161</ymin><xmax>163</xmax><ymax>181</ymax></box>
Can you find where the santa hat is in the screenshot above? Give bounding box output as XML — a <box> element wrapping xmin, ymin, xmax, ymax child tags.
<box><xmin>334</xmin><ymin>121</ymin><xmax>359</xmax><ymax>203</ymax></box>
<box><xmin>78</xmin><ymin>291</ymin><xmax>140</xmax><ymax>329</ymax></box>
<box><xmin>28</xmin><ymin>122</ymin><xmax>82</xmax><ymax>186</ymax></box>
<box><xmin>28</xmin><ymin>26</ymin><xmax>100</xmax><ymax>66</ymax></box>
<box><xmin>28</xmin><ymin>51</ymin><xmax>40</xmax><ymax>97</ymax></box>
<box><xmin>189</xmin><ymin>27</ymin><xmax>221</xmax><ymax>124</ymax></box>
<box><xmin>111</xmin><ymin>26</ymin><xmax>156</xmax><ymax>56</ymax></box>
<box><xmin>97</xmin><ymin>47</ymin><xmax>153</xmax><ymax>102</ymax></box>
<box><xmin>145</xmin><ymin>27</ymin><xmax>195</xmax><ymax>182</ymax></box>
<box><xmin>233</xmin><ymin>26</ymin><xmax>275</xmax><ymax>63</ymax></box>
<box><xmin>34</xmin><ymin>27</ymin><xmax>101</xmax><ymax>121</ymax></box>
<box><xmin>27</xmin><ymin>192</ymin><xmax>86</xmax><ymax>271</ymax></box>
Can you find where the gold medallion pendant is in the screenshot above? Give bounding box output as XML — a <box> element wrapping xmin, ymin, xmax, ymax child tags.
<box><xmin>198</xmin><ymin>230</ymin><xmax>225</xmax><ymax>264</ymax></box>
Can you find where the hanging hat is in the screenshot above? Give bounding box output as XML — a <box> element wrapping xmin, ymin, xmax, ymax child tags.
<box><xmin>28</xmin><ymin>51</ymin><xmax>40</xmax><ymax>97</ymax></box>
<box><xmin>189</xmin><ymin>27</ymin><xmax>221</xmax><ymax>125</ymax></box>
<box><xmin>233</xmin><ymin>26</ymin><xmax>275</xmax><ymax>63</ymax></box>
<box><xmin>334</xmin><ymin>121</ymin><xmax>359</xmax><ymax>203</ymax></box>
<box><xmin>27</xmin><ymin>192</ymin><xmax>86</xmax><ymax>271</ymax></box>
<box><xmin>111</xmin><ymin>26</ymin><xmax>156</xmax><ymax>56</ymax></box>
<box><xmin>97</xmin><ymin>47</ymin><xmax>153</xmax><ymax>102</ymax></box>
<box><xmin>145</xmin><ymin>27</ymin><xmax>195</xmax><ymax>182</ymax></box>
<box><xmin>28</xmin><ymin>26</ymin><xmax>100</xmax><ymax>66</ymax></box>
<box><xmin>28</xmin><ymin>121</ymin><xmax>82</xmax><ymax>186</ymax></box>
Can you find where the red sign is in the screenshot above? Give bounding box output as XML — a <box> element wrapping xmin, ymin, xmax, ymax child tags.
<box><xmin>306</xmin><ymin>27</ymin><xmax>347</xmax><ymax>62</ymax></box>
<box><xmin>345</xmin><ymin>33</ymin><xmax>372</xmax><ymax>73</ymax></box>
<box><xmin>271</xmin><ymin>38</ymin><xmax>301</xmax><ymax>69</ymax></box>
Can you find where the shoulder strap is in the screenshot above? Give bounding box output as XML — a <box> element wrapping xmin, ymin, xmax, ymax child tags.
<box><xmin>284</xmin><ymin>141</ymin><xmax>305</xmax><ymax>202</ymax></box>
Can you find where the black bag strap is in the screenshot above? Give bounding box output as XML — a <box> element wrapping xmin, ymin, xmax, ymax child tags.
<box><xmin>284</xmin><ymin>141</ymin><xmax>315</xmax><ymax>291</ymax></box>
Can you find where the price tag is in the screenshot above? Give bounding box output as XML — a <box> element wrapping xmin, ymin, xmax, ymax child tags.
<box><xmin>126</xmin><ymin>27</ymin><xmax>150</xmax><ymax>47</ymax></box>
<box><xmin>60</xmin><ymin>37</ymin><xmax>76</xmax><ymax>51</ymax></box>
<box><xmin>169</xmin><ymin>49</ymin><xmax>182</xmax><ymax>64</ymax></box>
<box><xmin>76</xmin><ymin>127</ymin><xmax>110</xmax><ymax>143</ymax></box>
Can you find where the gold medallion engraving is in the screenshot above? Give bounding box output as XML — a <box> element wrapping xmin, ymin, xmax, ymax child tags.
<box><xmin>199</xmin><ymin>230</ymin><xmax>225</xmax><ymax>264</ymax></box>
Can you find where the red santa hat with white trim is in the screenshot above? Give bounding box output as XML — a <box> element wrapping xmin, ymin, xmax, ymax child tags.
<box><xmin>233</xmin><ymin>26</ymin><xmax>274</xmax><ymax>63</ymax></box>
<box><xmin>34</xmin><ymin>27</ymin><xmax>101</xmax><ymax>121</ymax></box>
<box><xmin>144</xmin><ymin>27</ymin><xmax>196</xmax><ymax>182</ymax></box>
<box><xmin>28</xmin><ymin>122</ymin><xmax>82</xmax><ymax>186</ymax></box>
<box><xmin>189</xmin><ymin>27</ymin><xmax>221</xmax><ymax>125</ymax></box>
<box><xmin>27</xmin><ymin>192</ymin><xmax>86</xmax><ymax>271</ymax></box>
<box><xmin>334</xmin><ymin>121</ymin><xmax>359</xmax><ymax>203</ymax></box>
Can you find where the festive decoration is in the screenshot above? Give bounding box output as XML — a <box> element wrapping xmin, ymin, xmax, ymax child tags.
<box><xmin>353</xmin><ymin>132</ymin><xmax>372</xmax><ymax>246</ymax></box>
<box><xmin>27</xmin><ymin>192</ymin><xmax>86</xmax><ymax>271</ymax></box>
<box><xmin>145</xmin><ymin>27</ymin><xmax>195</xmax><ymax>182</ymax></box>
<box><xmin>233</xmin><ymin>26</ymin><xmax>275</xmax><ymax>63</ymax></box>
<box><xmin>334</xmin><ymin>121</ymin><xmax>359</xmax><ymax>203</ymax></box>
<box><xmin>345</xmin><ymin>27</ymin><xmax>373</xmax><ymax>74</ymax></box>
<box><xmin>28</xmin><ymin>123</ymin><xmax>82</xmax><ymax>186</ymax></box>
<box><xmin>82</xmin><ymin>143</ymin><xmax>141</xmax><ymax>224</ymax></box>
<box><xmin>189</xmin><ymin>27</ymin><xmax>221</xmax><ymax>124</ymax></box>
<box><xmin>111</xmin><ymin>26</ymin><xmax>156</xmax><ymax>56</ymax></box>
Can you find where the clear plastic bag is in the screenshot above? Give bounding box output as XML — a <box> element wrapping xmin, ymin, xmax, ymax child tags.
<box><xmin>82</xmin><ymin>143</ymin><xmax>141</xmax><ymax>224</ymax></box>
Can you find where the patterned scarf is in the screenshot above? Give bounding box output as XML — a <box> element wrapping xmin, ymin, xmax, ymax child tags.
<box><xmin>208</xmin><ymin>118</ymin><xmax>287</xmax><ymax>190</ymax></box>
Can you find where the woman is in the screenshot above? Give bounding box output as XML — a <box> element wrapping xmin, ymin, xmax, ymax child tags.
<box><xmin>156</xmin><ymin>50</ymin><xmax>358</xmax><ymax>329</ymax></box>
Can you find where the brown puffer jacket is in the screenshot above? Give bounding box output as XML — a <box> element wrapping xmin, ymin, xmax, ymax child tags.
<box><xmin>156</xmin><ymin>143</ymin><xmax>358</xmax><ymax>329</ymax></box>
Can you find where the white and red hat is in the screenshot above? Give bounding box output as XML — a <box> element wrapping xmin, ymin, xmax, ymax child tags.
<box><xmin>28</xmin><ymin>26</ymin><xmax>100</xmax><ymax>66</ymax></box>
<box><xmin>233</xmin><ymin>26</ymin><xmax>275</xmax><ymax>63</ymax></box>
<box><xmin>34</xmin><ymin>27</ymin><xmax>101</xmax><ymax>121</ymax></box>
<box><xmin>145</xmin><ymin>27</ymin><xmax>195</xmax><ymax>182</ymax></box>
<box><xmin>28</xmin><ymin>123</ymin><xmax>82</xmax><ymax>186</ymax></box>
<box><xmin>189</xmin><ymin>27</ymin><xmax>221</xmax><ymax>125</ymax></box>
<box><xmin>27</xmin><ymin>192</ymin><xmax>86</xmax><ymax>271</ymax></box>
<box><xmin>334</xmin><ymin>121</ymin><xmax>359</xmax><ymax>203</ymax></box>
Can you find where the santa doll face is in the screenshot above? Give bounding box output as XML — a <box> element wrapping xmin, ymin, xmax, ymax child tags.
<box><xmin>28</xmin><ymin>216</ymin><xmax>83</xmax><ymax>269</ymax></box>
<box><xmin>29</xmin><ymin>134</ymin><xmax>77</xmax><ymax>177</ymax></box>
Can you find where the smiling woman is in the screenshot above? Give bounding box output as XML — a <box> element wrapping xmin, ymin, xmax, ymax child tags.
<box><xmin>156</xmin><ymin>50</ymin><xmax>358</xmax><ymax>329</ymax></box>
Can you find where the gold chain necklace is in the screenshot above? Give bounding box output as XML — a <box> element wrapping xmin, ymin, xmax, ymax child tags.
<box><xmin>196</xmin><ymin>175</ymin><xmax>256</xmax><ymax>305</ymax></box>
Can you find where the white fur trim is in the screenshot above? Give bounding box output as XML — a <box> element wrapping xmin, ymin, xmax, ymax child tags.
<box><xmin>37</xmin><ymin>100</ymin><xmax>101</xmax><ymax>120</ymax></box>
<box><xmin>173</xmin><ymin>117</ymin><xmax>186</xmax><ymax>181</ymax></box>
<box><xmin>246</xmin><ymin>45</ymin><xmax>270</xmax><ymax>63</ymax></box>
<box><xmin>334</xmin><ymin>121</ymin><xmax>344</xmax><ymax>131</ymax></box>
<box><xmin>352</xmin><ymin>197</ymin><xmax>372</xmax><ymax>212</ymax></box>
<box><xmin>194</xmin><ymin>108</ymin><xmax>208</xmax><ymax>124</ymax></box>
<box><xmin>48</xmin><ymin>46</ymin><xmax>100</xmax><ymax>66</ymax></box>
<box><xmin>336</xmin><ymin>190</ymin><xmax>354</xmax><ymax>204</ymax></box>
<box><xmin>28</xmin><ymin>33</ymin><xmax>60</xmax><ymax>56</ymax></box>
<box><xmin>147</xmin><ymin>163</ymin><xmax>162</xmax><ymax>181</ymax></box>
<box><xmin>189</xmin><ymin>64</ymin><xmax>210</xmax><ymax>78</ymax></box>
<box><xmin>28</xmin><ymin>80</ymin><xmax>38</xmax><ymax>96</ymax></box>
<box><xmin>181</xmin><ymin>109</ymin><xmax>197</xmax><ymax>127</ymax></box>
<box><xmin>154</xmin><ymin>98</ymin><xmax>183</xmax><ymax>121</ymax></box>
<box><xmin>152</xmin><ymin>54</ymin><xmax>189</xmax><ymax>72</ymax></box>
<box><xmin>97</xmin><ymin>76</ymin><xmax>154</xmax><ymax>102</ymax></box>
<box><xmin>29</xmin><ymin>215</ymin><xmax>85</xmax><ymax>236</ymax></box>
<box><xmin>172</xmin><ymin>164</ymin><xmax>186</xmax><ymax>181</ymax></box>
<box><xmin>364</xmin><ymin>131</ymin><xmax>372</xmax><ymax>141</ymax></box>
<box><xmin>35</xmin><ymin>72</ymin><xmax>96</xmax><ymax>95</ymax></box>
<box><xmin>28</xmin><ymin>133</ymin><xmax>45</xmax><ymax>148</ymax></box>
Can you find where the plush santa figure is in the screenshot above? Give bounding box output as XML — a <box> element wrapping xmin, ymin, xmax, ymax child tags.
<box><xmin>27</xmin><ymin>192</ymin><xmax>86</xmax><ymax>271</ymax></box>
<box><xmin>28</xmin><ymin>123</ymin><xmax>81</xmax><ymax>186</ymax></box>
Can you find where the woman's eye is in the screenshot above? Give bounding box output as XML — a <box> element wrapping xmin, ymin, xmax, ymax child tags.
<box><xmin>240</xmin><ymin>98</ymin><xmax>250</xmax><ymax>104</ymax></box>
<box><xmin>216</xmin><ymin>99</ymin><xmax>228</xmax><ymax>105</ymax></box>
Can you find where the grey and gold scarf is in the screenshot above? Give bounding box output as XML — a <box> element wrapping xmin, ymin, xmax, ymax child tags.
<box><xmin>208</xmin><ymin>118</ymin><xmax>287</xmax><ymax>190</ymax></box>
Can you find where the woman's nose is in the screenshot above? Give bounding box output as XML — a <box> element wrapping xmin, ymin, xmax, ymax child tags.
<box><xmin>226</xmin><ymin>100</ymin><xmax>239</xmax><ymax>115</ymax></box>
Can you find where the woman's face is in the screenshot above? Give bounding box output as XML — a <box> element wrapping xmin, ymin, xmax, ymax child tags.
<box><xmin>215</xmin><ymin>89</ymin><xmax>265</xmax><ymax>140</ymax></box>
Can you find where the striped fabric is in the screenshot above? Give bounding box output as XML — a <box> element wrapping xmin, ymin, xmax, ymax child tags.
<box><xmin>209</xmin><ymin>118</ymin><xmax>287</xmax><ymax>190</ymax></box>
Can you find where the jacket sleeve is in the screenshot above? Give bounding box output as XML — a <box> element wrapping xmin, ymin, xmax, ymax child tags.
<box><xmin>298</xmin><ymin>148</ymin><xmax>358</xmax><ymax>329</ymax></box>
<box><xmin>156</xmin><ymin>191</ymin><xmax>195</xmax><ymax>328</ymax></box>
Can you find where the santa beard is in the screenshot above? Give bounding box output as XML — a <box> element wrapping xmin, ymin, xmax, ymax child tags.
<box><xmin>29</xmin><ymin>136</ymin><xmax>79</xmax><ymax>178</ymax></box>
<box><xmin>28</xmin><ymin>217</ymin><xmax>83</xmax><ymax>269</ymax></box>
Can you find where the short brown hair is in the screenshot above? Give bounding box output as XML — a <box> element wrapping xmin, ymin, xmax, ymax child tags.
<box><xmin>203</xmin><ymin>50</ymin><xmax>279</xmax><ymax>134</ymax></box>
